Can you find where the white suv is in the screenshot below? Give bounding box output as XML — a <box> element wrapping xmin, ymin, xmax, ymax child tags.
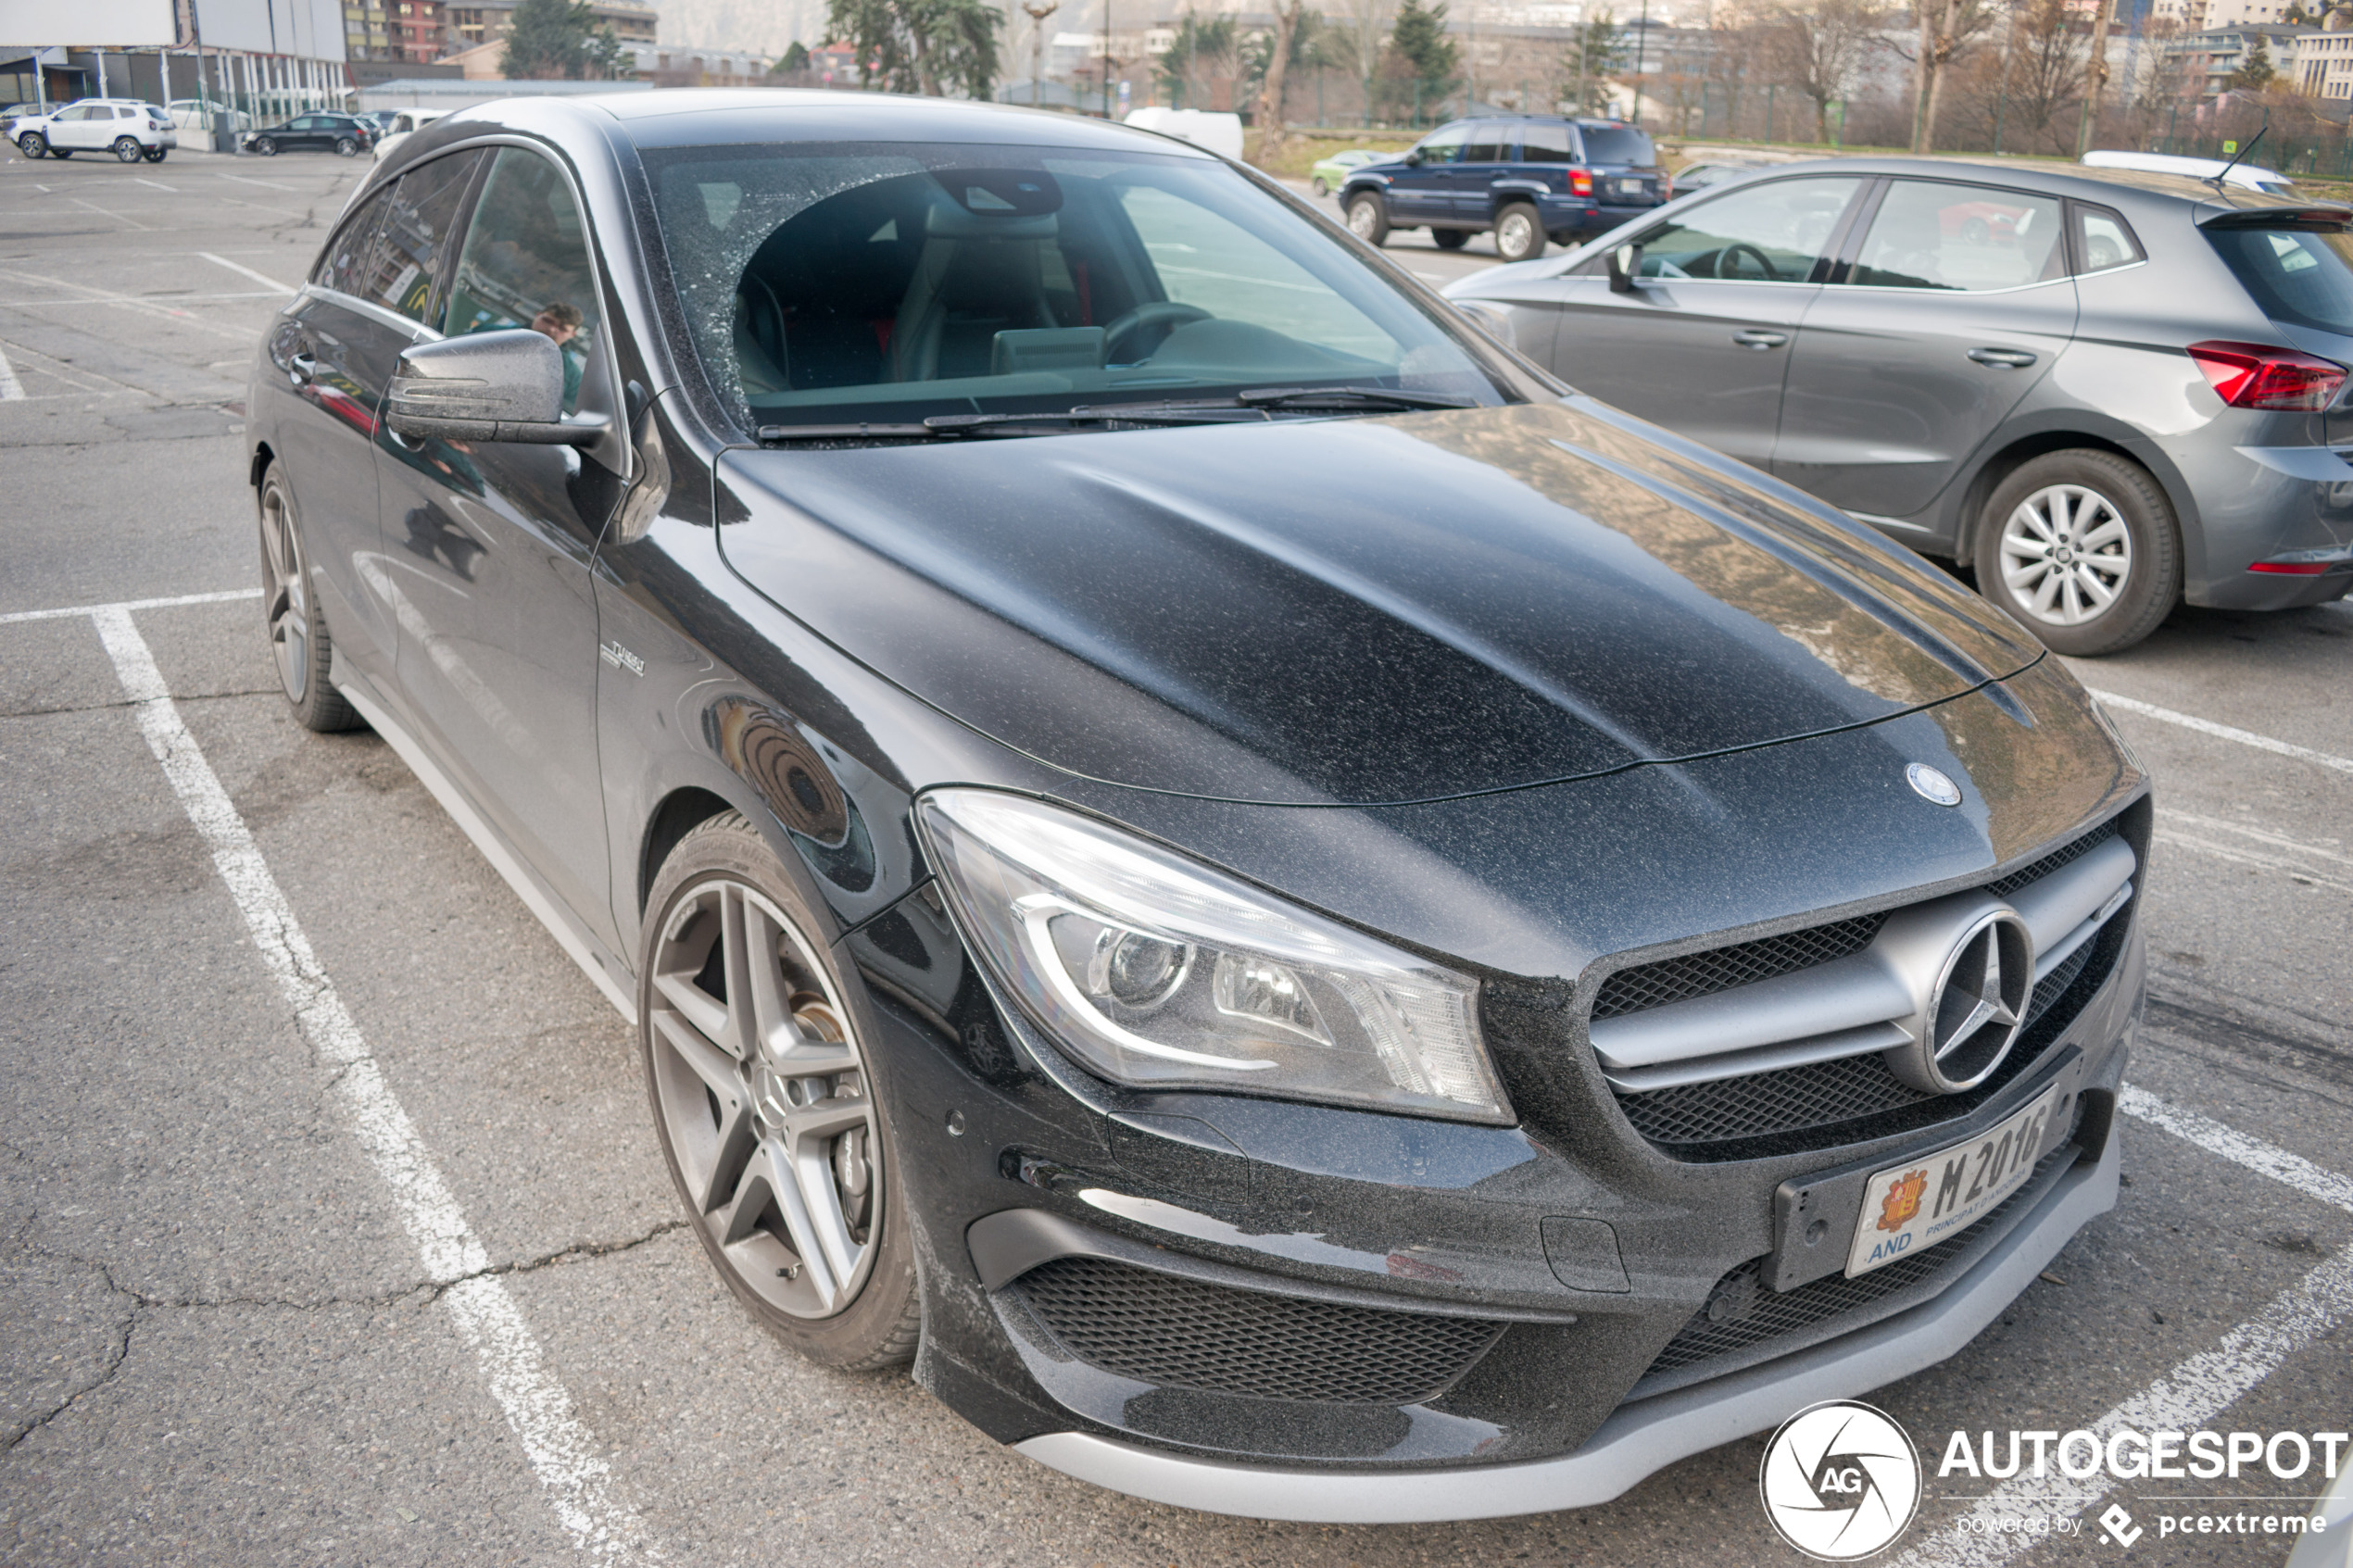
<box><xmin>14</xmin><ymin>99</ymin><xmax>179</xmax><ymax>163</ymax></box>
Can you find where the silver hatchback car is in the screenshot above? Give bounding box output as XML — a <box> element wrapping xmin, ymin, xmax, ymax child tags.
<box><xmin>1447</xmin><ymin>157</ymin><xmax>2353</xmax><ymax>654</ymax></box>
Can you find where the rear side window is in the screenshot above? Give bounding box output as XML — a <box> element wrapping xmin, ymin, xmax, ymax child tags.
<box><xmin>2072</xmin><ymin>205</ymin><xmax>2144</xmax><ymax>273</ymax></box>
<box><xmin>1846</xmin><ymin>180</ymin><xmax>2064</xmax><ymax>292</ymax></box>
<box><xmin>1577</xmin><ymin>126</ymin><xmax>1656</xmax><ymax>168</ymax></box>
<box><xmin>365</xmin><ymin>149</ymin><xmax>484</xmax><ymax>324</ymax></box>
<box><xmin>312</xmin><ymin>192</ymin><xmax>394</xmax><ymax>297</ymax></box>
<box><xmin>1520</xmin><ymin>121</ymin><xmax>1574</xmax><ymax>163</ymax></box>
<box><xmin>2208</xmin><ymin>226</ymin><xmax>2353</xmax><ymax>336</ymax></box>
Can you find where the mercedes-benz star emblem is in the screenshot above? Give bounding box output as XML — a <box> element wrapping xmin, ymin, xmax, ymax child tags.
<box><xmin>1888</xmin><ymin>909</ymin><xmax>2034</xmax><ymax>1094</ymax></box>
<box><xmin>1906</xmin><ymin>763</ymin><xmax>1963</xmax><ymax>807</ymax></box>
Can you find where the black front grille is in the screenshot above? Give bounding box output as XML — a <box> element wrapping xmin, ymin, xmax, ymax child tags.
<box><xmin>1012</xmin><ymin>1256</ymin><xmax>1504</xmax><ymax>1406</ymax></box>
<box><xmin>1640</xmin><ymin>1147</ymin><xmax>2070</xmax><ymax>1386</ymax></box>
<box><xmin>1617</xmin><ymin>933</ymin><xmax>2110</xmax><ymax>1150</ymax></box>
<box><xmin>1592</xmin><ymin>914</ymin><xmax>1884</xmax><ymax>1021</ymax></box>
<box><xmin>1597</xmin><ymin>820</ymin><xmax>2130</xmax><ymax>1159</ymax></box>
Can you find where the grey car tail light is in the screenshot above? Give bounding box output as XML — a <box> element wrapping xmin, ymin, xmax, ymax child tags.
<box><xmin>1589</xmin><ymin>824</ymin><xmax>2135</xmax><ymax>1139</ymax></box>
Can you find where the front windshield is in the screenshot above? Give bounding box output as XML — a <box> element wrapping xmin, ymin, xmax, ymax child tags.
<box><xmin>645</xmin><ymin>139</ymin><xmax>1504</xmax><ymax>433</ymax></box>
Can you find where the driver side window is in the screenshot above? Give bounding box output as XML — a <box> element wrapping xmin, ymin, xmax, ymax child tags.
<box><xmin>1410</xmin><ymin>124</ymin><xmax>1470</xmax><ymax>165</ymax></box>
<box><xmin>442</xmin><ymin>147</ymin><xmax>602</xmax><ymax>416</ymax></box>
<box><xmin>1617</xmin><ymin>176</ymin><xmax>1862</xmax><ymax>283</ymax></box>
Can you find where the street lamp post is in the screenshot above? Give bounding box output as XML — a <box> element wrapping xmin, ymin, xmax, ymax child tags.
<box><xmin>1024</xmin><ymin>0</ymin><xmax>1058</xmax><ymax>107</ymax></box>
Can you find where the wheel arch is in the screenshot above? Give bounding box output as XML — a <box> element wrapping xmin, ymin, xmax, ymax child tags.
<box><xmin>249</xmin><ymin>440</ymin><xmax>277</xmax><ymax>491</ymax></box>
<box><xmin>1947</xmin><ymin>422</ymin><xmax>2196</xmax><ymax>575</ymax></box>
<box><xmin>637</xmin><ymin>784</ymin><xmax>736</xmax><ymax>920</ymax></box>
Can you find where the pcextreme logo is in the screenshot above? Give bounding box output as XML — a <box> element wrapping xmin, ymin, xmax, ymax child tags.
<box><xmin>1760</xmin><ymin>1400</ymin><xmax>1924</xmax><ymax>1561</ymax></box>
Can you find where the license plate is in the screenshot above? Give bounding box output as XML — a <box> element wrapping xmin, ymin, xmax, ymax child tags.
<box><xmin>1845</xmin><ymin>1085</ymin><xmax>2058</xmax><ymax>1277</ymax></box>
<box><xmin>1617</xmin><ymin>179</ymin><xmax>1644</xmax><ymax>197</ymax></box>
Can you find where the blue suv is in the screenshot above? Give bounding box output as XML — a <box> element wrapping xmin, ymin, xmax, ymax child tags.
<box><xmin>1340</xmin><ymin>115</ymin><xmax>1667</xmax><ymax>262</ymax></box>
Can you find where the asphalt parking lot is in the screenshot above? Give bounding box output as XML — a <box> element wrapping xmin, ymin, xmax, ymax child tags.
<box><xmin>2</xmin><ymin>140</ymin><xmax>2349</xmax><ymax>1568</ymax></box>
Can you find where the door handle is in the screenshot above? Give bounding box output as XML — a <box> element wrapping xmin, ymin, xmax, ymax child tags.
<box><xmin>1732</xmin><ymin>329</ymin><xmax>1788</xmax><ymax>350</ymax></box>
<box><xmin>1967</xmin><ymin>346</ymin><xmax>2037</xmax><ymax>370</ymax></box>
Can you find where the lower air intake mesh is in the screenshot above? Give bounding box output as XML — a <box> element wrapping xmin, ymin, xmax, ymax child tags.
<box><xmin>1012</xmin><ymin>1256</ymin><xmax>1504</xmax><ymax>1406</ymax></box>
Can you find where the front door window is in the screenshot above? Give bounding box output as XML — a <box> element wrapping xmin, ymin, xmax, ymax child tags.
<box><xmin>443</xmin><ymin>147</ymin><xmax>603</xmax><ymax>415</ymax></box>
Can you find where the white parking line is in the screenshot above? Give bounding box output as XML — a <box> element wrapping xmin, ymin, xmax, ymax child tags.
<box><xmin>1897</xmin><ymin>1091</ymin><xmax>2353</xmax><ymax>1568</ymax></box>
<box><xmin>2089</xmin><ymin>689</ymin><xmax>2353</xmax><ymax>778</ymax></box>
<box><xmin>195</xmin><ymin>251</ymin><xmax>296</xmax><ymax>294</ymax></box>
<box><xmin>48</xmin><ymin>596</ymin><xmax>661</xmax><ymax>1562</ymax></box>
<box><xmin>213</xmin><ymin>171</ymin><xmax>297</xmax><ymax>190</ymax></box>
<box><xmin>0</xmin><ymin>587</ymin><xmax>258</xmax><ymax>625</ymax></box>
<box><xmin>0</xmin><ymin>343</ymin><xmax>21</xmax><ymax>402</ymax></box>
<box><xmin>132</xmin><ymin>177</ymin><xmax>178</xmax><ymax>192</ymax></box>
<box><xmin>66</xmin><ymin>195</ymin><xmax>150</xmax><ymax>231</ymax></box>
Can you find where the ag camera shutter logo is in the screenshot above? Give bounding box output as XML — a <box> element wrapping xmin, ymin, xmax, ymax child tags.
<box><xmin>1760</xmin><ymin>1400</ymin><xmax>1923</xmax><ymax>1560</ymax></box>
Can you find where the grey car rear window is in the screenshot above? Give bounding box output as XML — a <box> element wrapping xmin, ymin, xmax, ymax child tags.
<box><xmin>2207</xmin><ymin>225</ymin><xmax>2353</xmax><ymax>337</ymax></box>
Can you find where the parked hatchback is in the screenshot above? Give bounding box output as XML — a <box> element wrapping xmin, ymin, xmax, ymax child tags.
<box><xmin>1448</xmin><ymin>157</ymin><xmax>2353</xmax><ymax>652</ymax></box>
<box><xmin>250</xmin><ymin>93</ymin><xmax>2143</xmax><ymax>1523</ymax></box>
<box><xmin>245</xmin><ymin>111</ymin><xmax>374</xmax><ymax>157</ymax></box>
<box><xmin>1342</xmin><ymin>115</ymin><xmax>1667</xmax><ymax>262</ymax></box>
<box><xmin>12</xmin><ymin>98</ymin><xmax>178</xmax><ymax>162</ymax></box>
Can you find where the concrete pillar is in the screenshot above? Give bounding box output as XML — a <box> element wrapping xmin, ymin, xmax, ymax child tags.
<box><xmin>159</xmin><ymin>49</ymin><xmax>171</xmax><ymax>107</ymax></box>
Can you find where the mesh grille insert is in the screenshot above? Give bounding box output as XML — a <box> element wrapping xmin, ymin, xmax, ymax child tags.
<box><xmin>1012</xmin><ymin>1256</ymin><xmax>1504</xmax><ymax>1406</ymax></box>
<box><xmin>1642</xmin><ymin>1148</ymin><xmax>2069</xmax><ymax>1380</ymax></box>
<box><xmin>1592</xmin><ymin>914</ymin><xmax>1885</xmax><ymax>1021</ymax></box>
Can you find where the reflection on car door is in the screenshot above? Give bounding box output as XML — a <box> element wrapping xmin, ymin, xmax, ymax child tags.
<box><xmin>1531</xmin><ymin>175</ymin><xmax>1864</xmax><ymax>469</ymax></box>
<box><xmin>377</xmin><ymin>145</ymin><xmax>628</xmax><ymax>947</ymax></box>
<box><xmin>262</xmin><ymin>188</ymin><xmax>408</xmax><ymax>681</ymax></box>
<box><xmin>1776</xmin><ymin>179</ymin><xmax>2078</xmax><ymax>527</ymax></box>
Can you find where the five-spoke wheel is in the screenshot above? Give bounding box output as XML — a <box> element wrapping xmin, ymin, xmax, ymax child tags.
<box><xmin>641</xmin><ymin>814</ymin><xmax>920</xmax><ymax>1367</ymax></box>
<box><xmin>256</xmin><ymin>462</ymin><xmax>359</xmax><ymax>732</ymax></box>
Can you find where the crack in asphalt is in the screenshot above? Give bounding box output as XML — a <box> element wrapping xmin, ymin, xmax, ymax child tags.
<box><xmin>0</xmin><ymin>689</ymin><xmax>278</xmax><ymax>721</ymax></box>
<box><xmin>0</xmin><ymin>1219</ymin><xmax>687</xmax><ymax>1453</ymax></box>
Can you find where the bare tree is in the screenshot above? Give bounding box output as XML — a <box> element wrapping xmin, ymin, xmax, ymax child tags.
<box><xmin>1256</xmin><ymin>0</ymin><xmax>1305</xmax><ymax>152</ymax></box>
<box><xmin>1910</xmin><ymin>0</ymin><xmax>1995</xmax><ymax>150</ymax></box>
<box><xmin>1988</xmin><ymin>0</ymin><xmax>2088</xmax><ymax>154</ymax></box>
<box><xmin>1705</xmin><ymin>5</ymin><xmax>1771</xmax><ymax>138</ymax></box>
<box><xmin>1765</xmin><ymin>0</ymin><xmax>1885</xmax><ymax>143</ymax></box>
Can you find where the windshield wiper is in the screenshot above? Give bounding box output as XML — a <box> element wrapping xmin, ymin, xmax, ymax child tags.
<box><xmin>756</xmin><ymin>405</ymin><xmax>1266</xmax><ymax>443</ymax></box>
<box><xmin>1235</xmin><ymin>384</ymin><xmax>1479</xmax><ymax>411</ymax></box>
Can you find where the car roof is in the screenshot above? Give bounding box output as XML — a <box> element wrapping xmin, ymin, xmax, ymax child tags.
<box><xmin>1685</xmin><ymin>153</ymin><xmax>2346</xmax><ymax>215</ymax></box>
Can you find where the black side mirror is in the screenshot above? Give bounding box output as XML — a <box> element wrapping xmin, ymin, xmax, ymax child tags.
<box><xmin>1403</xmin><ymin>146</ymin><xmax>1425</xmax><ymax>167</ymax></box>
<box><xmin>1606</xmin><ymin>242</ymin><xmax>1645</xmax><ymax>294</ymax></box>
<box><xmin>386</xmin><ymin>329</ymin><xmax>610</xmax><ymax>446</ymax></box>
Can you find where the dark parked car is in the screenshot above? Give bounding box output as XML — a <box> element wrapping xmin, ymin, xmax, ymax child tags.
<box><xmin>1447</xmin><ymin>157</ymin><xmax>2353</xmax><ymax>653</ymax></box>
<box><xmin>1341</xmin><ymin>115</ymin><xmax>1667</xmax><ymax>263</ymax></box>
<box><xmin>247</xmin><ymin>91</ymin><xmax>2144</xmax><ymax>1522</ymax></box>
<box><xmin>245</xmin><ymin>110</ymin><xmax>374</xmax><ymax>157</ymax></box>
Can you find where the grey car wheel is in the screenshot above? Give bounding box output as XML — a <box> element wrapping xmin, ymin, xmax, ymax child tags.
<box><xmin>17</xmin><ymin>132</ymin><xmax>44</xmax><ymax>158</ymax></box>
<box><xmin>1495</xmin><ymin>202</ymin><xmax>1546</xmax><ymax>263</ymax></box>
<box><xmin>334</xmin><ymin>136</ymin><xmax>358</xmax><ymax>157</ymax></box>
<box><xmin>257</xmin><ymin>464</ymin><xmax>361</xmax><ymax>732</ymax></box>
<box><xmin>112</xmin><ymin>136</ymin><xmax>142</xmax><ymax>163</ymax></box>
<box><xmin>1345</xmin><ymin>192</ymin><xmax>1390</xmax><ymax>246</ymax></box>
<box><xmin>642</xmin><ymin>814</ymin><xmax>920</xmax><ymax>1369</ymax></box>
<box><xmin>1978</xmin><ymin>448</ymin><xmax>2180</xmax><ymax>656</ymax></box>
<box><xmin>253</xmin><ymin>135</ymin><xmax>277</xmax><ymax>156</ymax></box>
<box><xmin>1312</xmin><ymin>176</ymin><xmax>1328</xmax><ymax>196</ymax></box>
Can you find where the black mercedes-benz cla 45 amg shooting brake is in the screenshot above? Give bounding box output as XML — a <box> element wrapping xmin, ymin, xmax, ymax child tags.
<box><xmin>245</xmin><ymin>90</ymin><xmax>2147</xmax><ymax>1522</ymax></box>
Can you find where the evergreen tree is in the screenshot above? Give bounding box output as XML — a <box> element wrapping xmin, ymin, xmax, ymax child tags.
<box><xmin>1389</xmin><ymin>0</ymin><xmax>1459</xmax><ymax>94</ymax></box>
<box><xmin>502</xmin><ymin>0</ymin><xmax>596</xmax><ymax>79</ymax></box>
<box><xmin>1563</xmin><ymin>9</ymin><xmax>1629</xmax><ymax>111</ymax></box>
<box><xmin>824</xmin><ymin>0</ymin><xmax>1002</xmax><ymax>97</ymax></box>
<box><xmin>777</xmin><ymin>41</ymin><xmax>812</xmax><ymax>72</ymax></box>
<box><xmin>2226</xmin><ymin>32</ymin><xmax>2275</xmax><ymax>90</ymax></box>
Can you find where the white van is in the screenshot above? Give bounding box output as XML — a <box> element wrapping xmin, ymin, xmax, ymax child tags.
<box><xmin>2082</xmin><ymin>149</ymin><xmax>2294</xmax><ymax>194</ymax></box>
<box><xmin>1121</xmin><ymin>107</ymin><xmax>1244</xmax><ymax>161</ymax></box>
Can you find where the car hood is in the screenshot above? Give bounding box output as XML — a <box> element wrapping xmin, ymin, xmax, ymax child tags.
<box><xmin>714</xmin><ymin>398</ymin><xmax>2044</xmax><ymax>807</ymax></box>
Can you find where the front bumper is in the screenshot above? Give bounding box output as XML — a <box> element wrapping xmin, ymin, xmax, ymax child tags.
<box><xmin>1014</xmin><ymin>1129</ymin><xmax>2119</xmax><ymax>1522</ymax></box>
<box><xmin>851</xmin><ymin>790</ymin><xmax>2146</xmax><ymax>1511</ymax></box>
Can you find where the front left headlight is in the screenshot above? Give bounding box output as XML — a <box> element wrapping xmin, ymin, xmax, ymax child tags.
<box><xmin>914</xmin><ymin>789</ymin><xmax>1513</xmax><ymax>1124</ymax></box>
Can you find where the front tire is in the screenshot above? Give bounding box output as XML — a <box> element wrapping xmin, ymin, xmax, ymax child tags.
<box><xmin>253</xmin><ymin>136</ymin><xmax>277</xmax><ymax>156</ymax></box>
<box><xmin>1312</xmin><ymin>175</ymin><xmax>1329</xmax><ymax>196</ymax></box>
<box><xmin>1345</xmin><ymin>191</ymin><xmax>1390</xmax><ymax>246</ymax></box>
<box><xmin>1495</xmin><ymin>202</ymin><xmax>1547</xmax><ymax>263</ymax></box>
<box><xmin>1975</xmin><ymin>448</ymin><xmax>2181</xmax><ymax>656</ymax></box>
<box><xmin>1432</xmin><ymin>228</ymin><xmax>1469</xmax><ymax>250</ymax></box>
<box><xmin>641</xmin><ymin>813</ymin><xmax>921</xmax><ymax>1371</ymax></box>
<box><xmin>113</xmin><ymin>136</ymin><xmax>142</xmax><ymax>163</ymax></box>
<box><xmin>257</xmin><ymin>462</ymin><xmax>361</xmax><ymax>733</ymax></box>
<box><xmin>17</xmin><ymin>132</ymin><xmax>44</xmax><ymax>158</ymax></box>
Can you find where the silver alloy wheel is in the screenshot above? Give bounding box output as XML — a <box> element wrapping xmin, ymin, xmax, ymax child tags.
<box><xmin>258</xmin><ymin>478</ymin><xmax>312</xmax><ymax>704</ymax></box>
<box><xmin>1496</xmin><ymin>208</ymin><xmax>1536</xmax><ymax>257</ymax></box>
<box><xmin>113</xmin><ymin>136</ymin><xmax>142</xmax><ymax>163</ymax></box>
<box><xmin>1998</xmin><ymin>482</ymin><xmax>2133</xmax><ymax>626</ymax></box>
<box><xmin>648</xmin><ymin>879</ymin><xmax>882</xmax><ymax>1319</ymax></box>
<box><xmin>1347</xmin><ymin>199</ymin><xmax>1378</xmax><ymax>239</ymax></box>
